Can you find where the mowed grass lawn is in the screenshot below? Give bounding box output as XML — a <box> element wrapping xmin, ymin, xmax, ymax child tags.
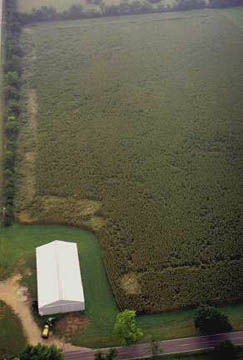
<box><xmin>1</xmin><ymin>224</ymin><xmax>243</xmax><ymax>348</ymax></box>
<box><xmin>0</xmin><ymin>300</ymin><xmax>27</xmax><ymax>357</ymax></box>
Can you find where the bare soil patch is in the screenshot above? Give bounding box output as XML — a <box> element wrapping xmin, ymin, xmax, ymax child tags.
<box><xmin>121</xmin><ymin>272</ymin><xmax>141</xmax><ymax>295</ymax></box>
<box><xmin>56</xmin><ymin>312</ymin><xmax>90</xmax><ymax>341</ymax></box>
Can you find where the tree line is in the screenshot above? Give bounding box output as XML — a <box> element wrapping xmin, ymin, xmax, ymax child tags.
<box><xmin>2</xmin><ymin>0</ymin><xmax>23</xmax><ymax>225</ymax></box>
<box><xmin>18</xmin><ymin>0</ymin><xmax>243</xmax><ymax>25</ymax></box>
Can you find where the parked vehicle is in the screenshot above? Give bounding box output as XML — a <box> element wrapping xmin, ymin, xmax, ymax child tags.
<box><xmin>41</xmin><ymin>324</ymin><xmax>50</xmax><ymax>339</ymax></box>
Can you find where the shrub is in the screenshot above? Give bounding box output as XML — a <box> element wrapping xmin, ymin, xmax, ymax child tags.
<box><xmin>194</xmin><ymin>305</ymin><xmax>232</xmax><ymax>335</ymax></box>
<box><xmin>6</xmin><ymin>71</ymin><xmax>20</xmax><ymax>88</ymax></box>
<box><xmin>19</xmin><ymin>343</ymin><xmax>63</xmax><ymax>360</ymax></box>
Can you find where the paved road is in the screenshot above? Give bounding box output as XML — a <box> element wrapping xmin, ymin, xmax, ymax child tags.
<box><xmin>64</xmin><ymin>331</ymin><xmax>243</xmax><ymax>360</ymax></box>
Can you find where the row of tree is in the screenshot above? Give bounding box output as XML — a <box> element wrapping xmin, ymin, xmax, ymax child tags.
<box><xmin>2</xmin><ymin>0</ymin><xmax>23</xmax><ymax>225</ymax></box>
<box><xmin>18</xmin><ymin>0</ymin><xmax>243</xmax><ymax>25</ymax></box>
<box><xmin>18</xmin><ymin>306</ymin><xmax>238</xmax><ymax>359</ymax></box>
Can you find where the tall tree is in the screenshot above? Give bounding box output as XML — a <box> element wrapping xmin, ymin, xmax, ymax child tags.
<box><xmin>113</xmin><ymin>309</ymin><xmax>143</xmax><ymax>345</ymax></box>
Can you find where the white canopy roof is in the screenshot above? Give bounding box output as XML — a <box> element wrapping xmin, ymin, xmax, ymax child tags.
<box><xmin>36</xmin><ymin>240</ymin><xmax>85</xmax><ymax>315</ymax></box>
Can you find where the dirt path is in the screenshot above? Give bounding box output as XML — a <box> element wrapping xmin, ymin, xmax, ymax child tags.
<box><xmin>0</xmin><ymin>274</ymin><xmax>86</xmax><ymax>351</ymax></box>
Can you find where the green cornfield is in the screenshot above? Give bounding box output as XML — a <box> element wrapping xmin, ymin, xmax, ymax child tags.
<box><xmin>16</xmin><ymin>9</ymin><xmax>243</xmax><ymax>312</ymax></box>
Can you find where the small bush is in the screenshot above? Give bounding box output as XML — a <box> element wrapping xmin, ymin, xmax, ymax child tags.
<box><xmin>194</xmin><ymin>305</ymin><xmax>232</xmax><ymax>335</ymax></box>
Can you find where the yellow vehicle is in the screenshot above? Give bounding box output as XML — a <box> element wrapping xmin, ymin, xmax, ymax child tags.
<box><xmin>41</xmin><ymin>324</ymin><xmax>50</xmax><ymax>339</ymax></box>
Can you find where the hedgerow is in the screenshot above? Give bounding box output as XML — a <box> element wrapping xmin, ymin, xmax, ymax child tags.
<box><xmin>15</xmin><ymin>11</ymin><xmax>243</xmax><ymax>312</ymax></box>
<box><xmin>17</xmin><ymin>0</ymin><xmax>243</xmax><ymax>25</ymax></box>
<box><xmin>2</xmin><ymin>0</ymin><xmax>23</xmax><ymax>226</ymax></box>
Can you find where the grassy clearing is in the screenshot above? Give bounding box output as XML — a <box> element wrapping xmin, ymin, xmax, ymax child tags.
<box><xmin>1</xmin><ymin>224</ymin><xmax>243</xmax><ymax>348</ymax></box>
<box><xmin>0</xmin><ymin>300</ymin><xmax>27</xmax><ymax>358</ymax></box>
<box><xmin>16</xmin><ymin>9</ymin><xmax>243</xmax><ymax>314</ymax></box>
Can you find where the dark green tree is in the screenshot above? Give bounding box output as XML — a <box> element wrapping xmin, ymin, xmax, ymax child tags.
<box><xmin>194</xmin><ymin>305</ymin><xmax>232</xmax><ymax>335</ymax></box>
<box><xmin>212</xmin><ymin>340</ymin><xmax>237</xmax><ymax>360</ymax></box>
<box><xmin>19</xmin><ymin>344</ymin><xmax>63</xmax><ymax>360</ymax></box>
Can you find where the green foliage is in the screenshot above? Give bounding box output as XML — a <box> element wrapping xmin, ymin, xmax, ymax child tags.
<box><xmin>3</xmin><ymin>0</ymin><xmax>23</xmax><ymax>226</ymax></box>
<box><xmin>6</xmin><ymin>71</ymin><xmax>20</xmax><ymax>88</ymax></box>
<box><xmin>212</xmin><ymin>340</ymin><xmax>237</xmax><ymax>360</ymax></box>
<box><xmin>19</xmin><ymin>343</ymin><xmax>63</xmax><ymax>360</ymax></box>
<box><xmin>194</xmin><ymin>305</ymin><xmax>232</xmax><ymax>335</ymax></box>
<box><xmin>113</xmin><ymin>310</ymin><xmax>143</xmax><ymax>345</ymax></box>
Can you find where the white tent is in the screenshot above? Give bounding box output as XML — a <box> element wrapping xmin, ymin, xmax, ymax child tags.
<box><xmin>36</xmin><ymin>240</ymin><xmax>85</xmax><ymax>316</ymax></box>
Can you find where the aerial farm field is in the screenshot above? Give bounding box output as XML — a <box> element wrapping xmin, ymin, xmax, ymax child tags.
<box><xmin>15</xmin><ymin>9</ymin><xmax>243</xmax><ymax>315</ymax></box>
